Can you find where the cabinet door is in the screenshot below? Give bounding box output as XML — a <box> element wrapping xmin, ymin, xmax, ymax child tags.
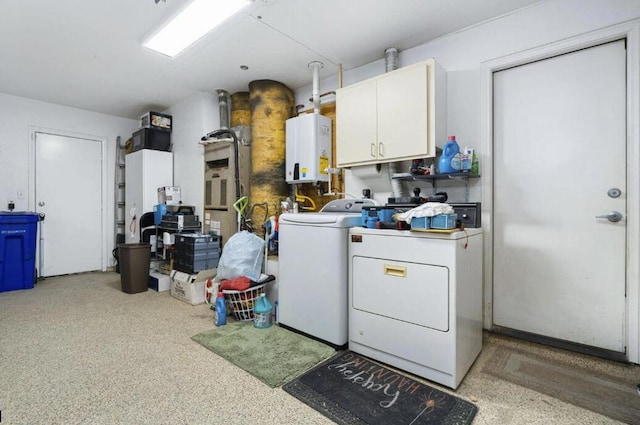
<box><xmin>377</xmin><ymin>62</ymin><xmax>429</xmax><ymax>161</ymax></box>
<box><xmin>336</xmin><ymin>79</ymin><xmax>377</xmax><ymax>167</ymax></box>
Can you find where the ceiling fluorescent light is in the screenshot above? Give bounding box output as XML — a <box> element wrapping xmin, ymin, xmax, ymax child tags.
<box><xmin>143</xmin><ymin>0</ymin><xmax>250</xmax><ymax>57</ymax></box>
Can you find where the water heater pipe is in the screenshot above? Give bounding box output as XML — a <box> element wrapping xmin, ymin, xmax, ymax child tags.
<box><xmin>308</xmin><ymin>61</ymin><xmax>323</xmax><ymax>114</ymax></box>
<box><xmin>217</xmin><ymin>90</ymin><xmax>230</xmax><ymax>129</ymax></box>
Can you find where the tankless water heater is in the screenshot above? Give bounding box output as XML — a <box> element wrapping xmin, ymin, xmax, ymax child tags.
<box><xmin>285</xmin><ymin>113</ymin><xmax>332</xmax><ymax>184</ymax></box>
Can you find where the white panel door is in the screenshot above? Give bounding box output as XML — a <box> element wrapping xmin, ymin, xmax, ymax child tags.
<box><xmin>35</xmin><ymin>132</ymin><xmax>103</xmax><ymax>276</ymax></box>
<box><xmin>493</xmin><ymin>41</ymin><xmax>626</xmax><ymax>353</ymax></box>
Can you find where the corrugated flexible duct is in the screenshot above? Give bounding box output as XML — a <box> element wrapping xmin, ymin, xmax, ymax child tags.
<box><xmin>385</xmin><ymin>48</ymin><xmax>408</xmax><ymax>199</ymax></box>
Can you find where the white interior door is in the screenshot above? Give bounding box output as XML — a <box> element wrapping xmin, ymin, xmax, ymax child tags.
<box><xmin>493</xmin><ymin>40</ymin><xmax>627</xmax><ymax>353</ymax></box>
<box><xmin>35</xmin><ymin>132</ymin><xmax>103</xmax><ymax>276</ymax></box>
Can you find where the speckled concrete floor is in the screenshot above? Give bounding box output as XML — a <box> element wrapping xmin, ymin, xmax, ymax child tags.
<box><xmin>0</xmin><ymin>272</ymin><xmax>635</xmax><ymax>424</ymax></box>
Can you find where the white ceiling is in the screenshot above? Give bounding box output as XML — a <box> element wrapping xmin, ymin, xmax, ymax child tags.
<box><xmin>0</xmin><ymin>0</ymin><xmax>541</xmax><ymax>119</ymax></box>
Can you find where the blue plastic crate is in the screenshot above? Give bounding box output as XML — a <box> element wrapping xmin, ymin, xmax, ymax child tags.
<box><xmin>0</xmin><ymin>212</ymin><xmax>40</xmax><ymax>292</ymax></box>
<box><xmin>430</xmin><ymin>213</ymin><xmax>458</xmax><ymax>229</ymax></box>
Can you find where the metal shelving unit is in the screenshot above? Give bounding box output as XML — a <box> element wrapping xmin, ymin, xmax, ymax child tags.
<box><xmin>114</xmin><ymin>136</ymin><xmax>126</xmax><ymax>247</ymax></box>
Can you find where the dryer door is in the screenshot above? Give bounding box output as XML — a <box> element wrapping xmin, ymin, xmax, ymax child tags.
<box><xmin>351</xmin><ymin>256</ymin><xmax>449</xmax><ymax>331</ymax></box>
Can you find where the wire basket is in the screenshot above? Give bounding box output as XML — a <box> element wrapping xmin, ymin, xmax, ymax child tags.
<box><xmin>222</xmin><ymin>283</ymin><xmax>267</xmax><ymax>321</ymax></box>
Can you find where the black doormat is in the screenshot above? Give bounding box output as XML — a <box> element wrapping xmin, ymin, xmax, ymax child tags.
<box><xmin>282</xmin><ymin>351</ymin><xmax>477</xmax><ymax>425</ymax></box>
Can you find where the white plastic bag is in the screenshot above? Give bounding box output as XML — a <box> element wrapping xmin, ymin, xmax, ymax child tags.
<box><xmin>216</xmin><ymin>231</ymin><xmax>265</xmax><ymax>281</ymax></box>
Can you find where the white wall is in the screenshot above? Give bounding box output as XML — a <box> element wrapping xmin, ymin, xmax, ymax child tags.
<box><xmin>294</xmin><ymin>0</ymin><xmax>640</xmax><ymax>203</ymax></box>
<box><xmin>165</xmin><ymin>91</ymin><xmax>219</xmax><ymax>220</ymax></box>
<box><xmin>293</xmin><ymin>0</ymin><xmax>640</xmax><ymax>359</ymax></box>
<box><xmin>0</xmin><ymin>92</ymin><xmax>138</xmax><ymax>260</ymax></box>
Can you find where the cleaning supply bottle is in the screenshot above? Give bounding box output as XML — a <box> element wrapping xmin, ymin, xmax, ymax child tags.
<box><xmin>438</xmin><ymin>135</ymin><xmax>460</xmax><ymax>174</ymax></box>
<box><xmin>253</xmin><ymin>293</ymin><xmax>272</xmax><ymax>329</ymax></box>
<box><xmin>215</xmin><ymin>292</ymin><xmax>227</xmax><ymax>327</ymax></box>
<box><xmin>471</xmin><ymin>150</ymin><xmax>479</xmax><ymax>175</ymax></box>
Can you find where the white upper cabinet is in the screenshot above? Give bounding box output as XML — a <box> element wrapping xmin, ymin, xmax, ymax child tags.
<box><xmin>336</xmin><ymin>58</ymin><xmax>446</xmax><ymax>167</ymax></box>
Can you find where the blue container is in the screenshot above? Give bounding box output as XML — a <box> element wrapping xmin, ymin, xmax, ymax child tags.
<box><xmin>215</xmin><ymin>292</ymin><xmax>227</xmax><ymax>327</ymax></box>
<box><xmin>253</xmin><ymin>293</ymin><xmax>272</xmax><ymax>329</ymax></box>
<box><xmin>430</xmin><ymin>213</ymin><xmax>458</xmax><ymax>230</ymax></box>
<box><xmin>410</xmin><ymin>216</ymin><xmax>431</xmax><ymax>230</ymax></box>
<box><xmin>0</xmin><ymin>212</ymin><xmax>40</xmax><ymax>292</ymax></box>
<box><xmin>438</xmin><ymin>136</ymin><xmax>460</xmax><ymax>174</ymax></box>
<box><xmin>153</xmin><ymin>204</ymin><xmax>167</xmax><ymax>225</ymax></box>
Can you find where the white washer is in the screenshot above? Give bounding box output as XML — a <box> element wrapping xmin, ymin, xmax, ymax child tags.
<box><xmin>278</xmin><ymin>199</ymin><xmax>376</xmax><ymax>347</ymax></box>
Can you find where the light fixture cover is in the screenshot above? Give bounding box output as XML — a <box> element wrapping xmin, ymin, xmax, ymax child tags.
<box><xmin>143</xmin><ymin>0</ymin><xmax>249</xmax><ymax>57</ymax></box>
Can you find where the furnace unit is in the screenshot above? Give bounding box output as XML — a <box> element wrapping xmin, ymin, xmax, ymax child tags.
<box><xmin>203</xmin><ymin>138</ymin><xmax>250</xmax><ymax>245</ymax></box>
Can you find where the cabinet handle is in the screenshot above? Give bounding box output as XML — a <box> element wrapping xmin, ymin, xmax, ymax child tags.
<box><xmin>371</xmin><ymin>143</ymin><xmax>376</xmax><ymax>158</ymax></box>
<box><xmin>379</xmin><ymin>142</ymin><xmax>384</xmax><ymax>157</ymax></box>
<box><xmin>384</xmin><ymin>265</ymin><xmax>406</xmax><ymax>277</ymax></box>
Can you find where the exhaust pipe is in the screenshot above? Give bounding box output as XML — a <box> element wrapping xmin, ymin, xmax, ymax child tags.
<box><xmin>384</xmin><ymin>48</ymin><xmax>407</xmax><ymax>199</ymax></box>
<box><xmin>308</xmin><ymin>61</ymin><xmax>323</xmax><ymax>114</ymax></box>
<box><xmin>217</xmin><ymin>89</ymin><xmax>230</xmax><ymax>129</ymax></box>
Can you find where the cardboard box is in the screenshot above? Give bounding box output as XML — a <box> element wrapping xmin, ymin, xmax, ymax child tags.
<box><xmin>149</xmin><ymin>271</ymin><xmax>171</xmax><ymax>292</ymax></box>
<box><xmin>140</xmin><ymin>111</ymin><xmax>172</xmax><ymax>132</ymax></box>
<box><xmin>158</xmin><ymin>186</ymin><xmax>181</xmax><ymax>205</ymax></box>
<box><xmin>170</xmin><ymin>269</ymin><xmax>217</xmax><ymax>305</ymax></box>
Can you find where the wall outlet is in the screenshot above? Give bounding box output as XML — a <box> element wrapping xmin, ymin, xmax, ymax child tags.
<box><xmin>8</xmin><ymin>200</ymin><xmax>15</xmax><ymax>211</ymax></box>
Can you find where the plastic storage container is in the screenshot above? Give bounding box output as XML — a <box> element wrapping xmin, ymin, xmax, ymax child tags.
<box><xmin>410</xmin><ymin>216</ymin><xmax>431</xmax><ymax>230</ymax></box>
<box><xmin>118</xmin><ymin>243</ymin><xmax>151</xmax><ymax>294</ymax></box>
<box><xmin>253</xmin><ymin>293</ymin><xmax>272</xmax><ymax>329</ymax></box>
<box><xmin>430</xmin><ymin>213</ymin><xmax>458</xmax><ymax>230</ymax></box>
<box><xmin>0</xmin><ymin>212</ymin><xmax>39</xmax><ymax>292</ymax></box>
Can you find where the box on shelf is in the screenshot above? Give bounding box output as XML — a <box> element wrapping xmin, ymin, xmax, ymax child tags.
<box><xmin>430</xmin><ymin>213</ymin><xmax>458</xmax><ymax>229</ymax></box>
<box><xmin>140</xmin><ymin>111</ymin><xmax>172</xmax><ymax>132</ymax></box>
<box><xmin>158</xmin><ymin>186</ymin><xmax>181</xmax><ymax>205</ymax></box>
<box><xmin>170</xmin><ymin>269</ymin><xmax>217</xmax><ymax>305</ymax></box>
<box><xmin>131</xmin><ymin>128</ymin><xmax>171</xmax><ymax>153</ymax></box>
<box><xmin>149</xmin><ymin>271</ymin><xmax>170</xmax><ymax>292</ymax></box>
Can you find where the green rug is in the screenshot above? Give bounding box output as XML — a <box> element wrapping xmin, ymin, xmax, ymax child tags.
<box><xmin>192</xmin><ymin>322</ymin><xmax>336</xmax><ymax>387</ymax></box>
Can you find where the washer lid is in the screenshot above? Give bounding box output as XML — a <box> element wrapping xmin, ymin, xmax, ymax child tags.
<box><xmin>279</xmin><ymin>212</ymin><xmax>362</xmax><ymax>227</ymax></box>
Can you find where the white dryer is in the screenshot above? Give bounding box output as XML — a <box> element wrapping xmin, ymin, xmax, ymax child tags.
<box><xmin>278</xmin><ymin>199</ymin><xmax>376</xmax><ymax>347</ymax></box>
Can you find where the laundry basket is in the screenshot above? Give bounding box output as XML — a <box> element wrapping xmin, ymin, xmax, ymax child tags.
<box><xmin>222</xmin><ymin>283</ymin><xmax>267</xmax><ymax>321</ymax></box>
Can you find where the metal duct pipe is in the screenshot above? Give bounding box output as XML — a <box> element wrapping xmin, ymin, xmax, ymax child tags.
<box><xmin>217</xmin><ymin>89</ymin><xmax>230</xmax><ymax>129</ymax></box>
<box><xmin>384</xmin><ymin>48</ymin><xmax>407</xmax><ymax>199</ymax></box>
<box><xmin>309</xmin><ymin>61</ymin><xmax>323</xmax><ymax>114</ymax></box>
<box><xmin>385</xmin><ymin>47</ymin><xmax>399</xmax><ymax>72</ymax></box>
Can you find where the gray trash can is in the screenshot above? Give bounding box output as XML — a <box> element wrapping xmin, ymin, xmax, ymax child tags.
<box><xmin>118</xmin><ymin>243</ymin><xmax>151</xmax><ymax>294</ymax></box>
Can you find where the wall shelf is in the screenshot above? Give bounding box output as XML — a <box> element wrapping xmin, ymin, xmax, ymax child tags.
<box><xmin>393</xmin><ymin>172</ymin><xmax>480</xmax><ymax>202</ymax></box>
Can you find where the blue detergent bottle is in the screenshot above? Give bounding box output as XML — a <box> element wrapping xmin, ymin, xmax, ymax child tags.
<box><xmin>215</xmin><ymin>292</ymin><xmax>227</xmax><ymax>326</ymax></box>
<box><xmin>253</xmin><ymin>293</ymin><xmax>273</xmax><ymax>329</ymax></box>
<box><xmin>438</xmin><ymin>135</ymin><xmax>460</xmax><ymax>174</ymax></box>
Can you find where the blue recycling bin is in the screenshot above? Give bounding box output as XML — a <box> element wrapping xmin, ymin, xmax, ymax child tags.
<box><xmin>0</xmin><ymin>212</ymin><xmax>40</xmax><ymax>292</ymax></box>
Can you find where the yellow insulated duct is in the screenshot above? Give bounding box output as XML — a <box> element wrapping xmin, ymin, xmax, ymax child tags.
<box><xmin>230</xmin><ymin>92</ymin><xmax>250</xmax><ymax>127</ymax></box>
<box><xmin>248</xmin><ymin>80</ymin><xmax>294</xmax><ymax>234</ymax></box>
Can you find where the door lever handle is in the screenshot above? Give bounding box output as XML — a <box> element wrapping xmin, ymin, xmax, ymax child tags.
<box><xmin>595</xmin><ymin>211</ymin><xmax>623</xmax><ymax>222</ymax></box>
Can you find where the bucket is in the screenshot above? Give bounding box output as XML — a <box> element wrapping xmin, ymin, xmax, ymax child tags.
<box><xmin>253</xmin><ymin>293</ymin><xmax>272</xmax><ymax>329</ymax></box>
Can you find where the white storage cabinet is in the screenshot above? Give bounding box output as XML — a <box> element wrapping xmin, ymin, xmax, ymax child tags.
<box><xmin>336</xmin><ymin>58</ymin><xmax>446</xmax><ymax>167</ymax></box>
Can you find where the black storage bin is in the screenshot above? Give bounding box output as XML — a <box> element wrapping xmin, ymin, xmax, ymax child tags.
<box><xmin>132</xmin><ymin>128</ymin><xmax>171</xmax><ymax>152</ymax></box>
